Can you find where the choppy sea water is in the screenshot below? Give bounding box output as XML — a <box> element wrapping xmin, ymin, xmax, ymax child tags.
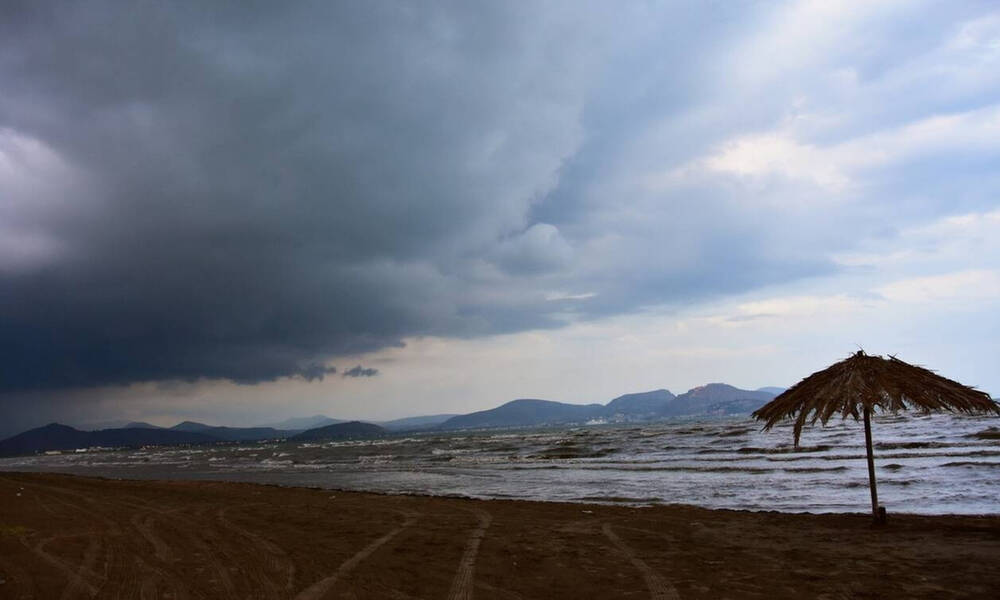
<box><xmin>2</xmin><ymin>413</ymin><xmax>998</xmax><ymax>515</ymax></box>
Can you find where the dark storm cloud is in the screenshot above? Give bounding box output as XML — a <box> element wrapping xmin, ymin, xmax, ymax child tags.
<box><xmin>2</xmin><ymin>0</ymin><xmax>994</xmax><ymax>400</ymax></box>
<box><xmin>342</xmin><ymin>365</ymin><xmax>378</xmax><ymax>378</ymax></box>
<box><xmin>299</xmin><ymin>364</ymin><xmax>337</xmax><ymax>382</ymax></box>
<box><xmin>0</xmin><ymin>0</ymin><xmax>601</xmax><ymax>391</ymax></box>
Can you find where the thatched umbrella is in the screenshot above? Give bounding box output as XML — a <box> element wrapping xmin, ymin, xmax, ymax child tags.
<box><xmin>753</xmin><ymin>350</ymin><xmax>999</xmax><ymax>522</ymax></box>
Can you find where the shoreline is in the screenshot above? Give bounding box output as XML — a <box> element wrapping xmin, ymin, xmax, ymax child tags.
<box><xmin>6</xmin><ymin>468</ymin><xmax>1000</xmax><ymax>519</ymax></box>
<box><xmin>2</xmin><ymin>472</ymin><xmax>999</xmax><ymax>598</ymax></box>
<box><xmin>4</xmin><ymin>412</ymin><xmax>997</xmax><ymax>517</ymax></box>
<box><xmin>4</xmin><ymin>467</ymin><xmax>1000</xmax><ymax>518</ymax></box>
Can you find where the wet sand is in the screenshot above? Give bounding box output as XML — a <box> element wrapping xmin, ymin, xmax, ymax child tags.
<box><xmin>1</xmin><ymin>472</ymin><xmax>998</xmax><ymax>599</ymax></box>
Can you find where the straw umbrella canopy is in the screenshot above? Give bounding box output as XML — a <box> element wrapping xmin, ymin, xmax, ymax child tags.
<box><xmin>752</xmin><ymin>350</ymin><xmax>999</xmax><ymax>521</ymax></box>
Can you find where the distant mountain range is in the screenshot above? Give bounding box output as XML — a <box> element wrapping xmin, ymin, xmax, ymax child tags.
<box><xmin>0</xmin><ymin>423</ymin><xmax>217</xmax><ymax>456</ymax></box>
<box><xmin>438</xmin><ymin>384</ymin><xmax>781</xmax><ymax>430</ymax></box>
<box><xmin>0</xmin><ymin>421</ymin><xmax>299</xmax><ymax>457</ymax></box>
<box><xmin>0</xmin><ymin>383</ymin><xmax>784</xmax><ymax>456</ymax></box>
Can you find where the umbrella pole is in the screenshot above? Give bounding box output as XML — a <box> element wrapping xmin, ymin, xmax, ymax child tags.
<box><xmin>863</xmin><ymin>406</ymin><xmax>881</xmax><ymax>522</ymax></box>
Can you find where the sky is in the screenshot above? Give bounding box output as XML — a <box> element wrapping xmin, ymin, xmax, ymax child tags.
<box><xmin>1</xmin><ymin>1</ymin><xmax>999</xmax><ymax>436</ymax></box>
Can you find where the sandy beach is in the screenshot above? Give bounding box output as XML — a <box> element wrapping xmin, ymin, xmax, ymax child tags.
<box><xmin>0</xmin><ymin>473</ymin><xmax>998</xmax><ymax>599</ymax></box>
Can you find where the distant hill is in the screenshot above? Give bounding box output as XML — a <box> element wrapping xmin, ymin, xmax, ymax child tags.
<box><xmin>171</xmin><ymin>421</ymin><xmax>216</xmax><ymax>433</ymax></box>
<box><xmin>0</xmin><ymin>423</ymin><xmax>217</xmax><ymax>457</ymax></box>
<box><xmin>667</xmin><ymin>383</ymin><xmax>776</xmax><ymax>416</ymax></box>
<box><xmin>290</xmin><ymin>421</ymin><xmax>386</xmax><ymax>442</ymax></box>
<box><xmin>170</xmin><ymin>421</ymin><xmax>289</xmax><ymax>442</ymax></box>
<box><xmin>262</xmin><ymin>415</ymin><xmax>344</xmax><ymax>431</ymax></box>
<box><xmin>606</xmin><ymin>389</ymin><xmax>676</xmax><ymax>416</ymax></box>
<box><xmin>379</xmin><ymin>414</ymin><xmax>458</xmax><ymax>431</ymax></box>
<box><xmin>441</xmin><ymin>399</ymin><xmax>605</xmax><ymax>430</ymax></box>
<box><xmin>124</xmin><ymin>421</ymin><xmax>162</xmax><ymax>429</ymax></box>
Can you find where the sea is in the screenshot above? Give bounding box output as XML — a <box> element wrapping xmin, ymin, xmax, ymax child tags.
<box><xmin>2</xmin><ymin>413</ymin><xmax>998</xmax><ymax>515</ymax></box>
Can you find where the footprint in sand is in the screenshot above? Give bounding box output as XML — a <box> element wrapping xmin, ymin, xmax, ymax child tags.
<box><xmin>601</xmin><ymin>522</ymin><xmax>680</xmax><ymax>600</ymax></box>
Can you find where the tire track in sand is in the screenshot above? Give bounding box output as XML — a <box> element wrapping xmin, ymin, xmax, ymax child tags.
<box><xmin>446</xmin><ymin>507</ymin><xmax>492</xmax><ymax>600</ymax></box>
<box><xmin>24</xmin><ymin>485</ymin><xmax>165</xmax><ymax>600</ymax></box>
<box><xmin>13</xmin><ymin>484</ymin><xmax>109</xmax><ymax>598</ymax></box>
<box><xmin>14</xmin><ymin>480</ymin><xmax>179</xmax><ymax>599</ymax></box>
<box><xmin>96</xmin><ymin>496</ymin><xmax>203</xmax><ymax>599</ymax></box>
<box><xmin>216</xmin><ymin>504</ymin><xmax>296</xmax><ymax>594</ymax></box>
<box><xmin>106</xmin><ymin>496</ymin><xmax>237</xmax><ymax>599</ymax></box>
<box><xmin>125</xmin><ymin>509</ymin><xmax>193</xmax><ymax>600</ymax></box>
<box><xmin>601</xmin><ymin>522</ymin><xmax>680</xmax><ymax>600</ymax></box>
<box><xmin>133</xmin><ymin>554</ymin><xmax>191</xmax><ymax>600</ymax></box>
<box><xmin>130</xmin><ymin>512</ymin><xmax>175</xmax><ymax>563</ymax></box>
<box><xmin>57</xmin><ymin>535</ymin><xmax>102</xmax><ymax>600</ymax></box>
<box><xmin>124</xmin><ymin>501</ymin><xmax>238</xmax><ymax>598</ymax></box>
<box><xmin>17</xmin><ymin>531</ymin><xmax>102</xmax><ymax>599</ymax></box>
<box><xmin>294</xmin><ymin>512</ymin><xmax>420</xmax><ymax>600</ymax></box>
<box><xmin>169</xmin><ymin>509</ymin><xmax>239</xmax><ymax>598</ymax></box>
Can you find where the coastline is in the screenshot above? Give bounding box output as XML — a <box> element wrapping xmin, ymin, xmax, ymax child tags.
<box><xmin>2</xmin><ymin>472</ymin><xmax>999</xmax><ymax>598</ymax></box>
<box><xmin>5</xmin><ymin>464</ymin><xmax>1000</xmax><ymax>517</ymax></box>
<box><xmin>5</xmin><ymin>412</ymin><xmax>998</xmax><ymax>517</ymax></box>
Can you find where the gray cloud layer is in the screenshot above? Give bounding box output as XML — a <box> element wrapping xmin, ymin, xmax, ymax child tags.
<box><xmin>1</xmin><ymin>1</ymin><xmax>997</xmax><ymax>397</ymax></box>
